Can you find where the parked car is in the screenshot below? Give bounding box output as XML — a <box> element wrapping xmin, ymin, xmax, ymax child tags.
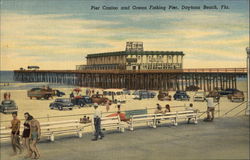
<box><xmin>173</xmin><ymin>91</ymin><xmax>190</xmax><ymax>101</ymax></box>
<box><xmin>193</xmin><ymin>91</ymin><xmax>206</xmax><ymax>102</ymax></box>
<box><xmin>228</xmin><ymin>91</ymin><xmax>245</xmax><ymax>102</ymax></box>
<box><xmin>186</xmin><ymin>85</ymin><xmax>200</xmax><ymax>91</ymax></box>
<box><xmin>0</xmin><ymin>100</ymin><xmax>18</xmax><ymax>114</ymax></box>
<box><xmin>91</xmin><ymin>94</ymin><xmax>109</xmax><ymax>105</ymax></box>
<box><xmin>28</xmin><ymin>87</ymin><xmax>56</xmax><ymax>100</ymax></box>
<box><xmin>103</xmin><ymin>89</ymin><xmax>123</xmax><ymax>96</ymax></box>
<box><xmin>207</xmin><ymin>90</ymin><xmax>220</xmax><ymax>102</ymax></box>
<box><xmin>49</xmin><ymin>98</ymin><xmax>74</xmax><ymax>110</ymax></box>
<box><xmin>133</xmin><ymin>90</ymin><xmax>156</xmax><ymax>100</ymax></box>
<box><xmin>122</xmin><ymin>89</ymin><xmax>131</xmax><ymax>95</ymax></box>
<box><xmin>71</xmin><ymin>96</ymin><xmax>93</xmax><ymax>107</ymax></box>
<box><xmin>219</xmin><ymin>88</ymin><xmax>239</xmax><ymax>96</ymax></box>
<box><xmin>157</xmin><ymin>90</ymin><xmax>171</xmax><ymax>101</ymax></box>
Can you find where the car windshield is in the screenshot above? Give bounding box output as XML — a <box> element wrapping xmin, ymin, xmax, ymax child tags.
<box><xmin>56</xmin><ymin>99</ymin><xmax>70</xmax><ymax>103</ymax></box>
<box><xmin>196</xmin><ymin>92</ymin><xmax>204</xmax><ymax>95</ymax></box>
<box><xmin>2</xmin><ymin>101</ymin><xmax>12</xmax><ymax>105</ymax></box>
<box><xmin>179</xmin><ymin>92</ymin><xmax>186</xmax><ymax>94</ymax></box>
<box><xmin>84</xmin><ymin>97</ymin><xmax>92</xmax><ymax>103</ymax></box>
<box><xmin>31</xmin><ymin>88</ymin><xmax>41</xmax><ymax>91</ymax></box>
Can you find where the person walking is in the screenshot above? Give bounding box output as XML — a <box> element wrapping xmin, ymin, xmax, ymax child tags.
<box><xmin>10</xmin><ymin>112</ymin><xmax>22</xmax><ymax>155</ymax></box>
<box><xmin>92</xmin><ymin>103</ymin><xmax>104</xmax><ymax>141</ymax></box>
<box><xmin>22</xmin><ymin>112</ymin><xmax>32</xmax><ymax>158</ymax></box>
<box><xmin>29</xmin><ymin>115</ymin><xmax>41</xmax><ymax>159</ymax></box>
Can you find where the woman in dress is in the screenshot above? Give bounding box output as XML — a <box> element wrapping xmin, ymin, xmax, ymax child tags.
<box><xmin>23</xmin><ymin>112</ymin><xmax>32</xmax><ymax>158</ymax></box>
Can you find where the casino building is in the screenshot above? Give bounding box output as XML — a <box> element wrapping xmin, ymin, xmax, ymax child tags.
<box><xmin>76</xmin><ymin>42</ymin><xmax>184</xmax><ymax>70</ymax></box>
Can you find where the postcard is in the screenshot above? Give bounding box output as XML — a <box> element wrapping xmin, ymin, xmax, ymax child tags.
<box><xmin>0</xmin><ymin>0</ymin><xmax>249</xmax><ymax>160</ymax></box>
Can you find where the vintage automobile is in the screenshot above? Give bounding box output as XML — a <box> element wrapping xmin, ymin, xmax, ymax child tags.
<box><xmin>28</xmin><ymin>87</ymin><xmax>56</xmax><ymax>100</ymax></box>
<box><xmin>219</xmin><ymin>88</ymin><xmax>239</xmax><ymax>96</ymax></box>
<box><xmin>0</xmin><ymin>100</ymin><xmax>18</xmax><ymax>114</ymax></box>
<box><xmin>103</xmin><ymin>89</ymin><xmax>126</xmax><ymax>104</ymax></box>
<box><xmin>49</xmin><ymin>98</ymin><xmax>74</xmax><ymax>110</ymax></box>
<box><xmin>71</xmin><ymin>96</ymin><xmax>93</xmax><ymax>107</ymax></box>
<box><xmin>193</xmin><ymin>90</ymin><xmax>206</xmax><ymax>102</ymax></box>
<box><xmin>133</xmin><ymin>90</ymin><xmax>156</xmax><ymax>100</ymax></box>
<box><xmin>122</xmin><ymin>88</ymin><xmax>131</xmax><ymax>95</ymax></box>
<box><xmin>206</xmin><ymin>90</ymin><xmax>220</xmax><ymax>102</ymax></box>
<box><xmin>173</xmin><ymin>91</ymin><xmax>190</xmax><ymax>101</ymax></box>
<box><xmin>186</xmin><ymin>85</ymin><xmax>200</xmax><ymax>91</ymax></box>
<box><xmin>157</xmin><ymin>90</ymin><xmax>171</xmax><ymax>101</ymax></box>
<box><xmin>91</xmin><ymin>94</ymin><xmax>109</xmax><ymax>105</ymax></box>
<box><xmin>228</xmin><ymin>91</ymin><xmax>245</xmax><ymax>102</ymax></box>
<box><xmin>103</xmin><ymin>89</ymin><xmax>123</xmax><ymax>96</ymax></box>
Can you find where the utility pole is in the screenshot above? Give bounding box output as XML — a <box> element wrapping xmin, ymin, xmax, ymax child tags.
<box><xmin>246</xmin><ymin>47</ymin><xmax>250</xmax><ymax>115</ymax></box>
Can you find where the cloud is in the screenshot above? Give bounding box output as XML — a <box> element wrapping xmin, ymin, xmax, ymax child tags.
<box><xmin>0</xmin><ymin>8</ymin><xmax>248</xmax><ymax>70</ymax></box>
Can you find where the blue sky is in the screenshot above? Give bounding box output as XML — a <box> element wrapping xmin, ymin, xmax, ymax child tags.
<box><xmin>1</xmin><ymin>0</ymin><xmax>249</xmax><ymax>70</ymax></box>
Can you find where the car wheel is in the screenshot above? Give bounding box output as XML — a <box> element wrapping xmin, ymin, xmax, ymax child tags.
<box><xmin>69</xmin><ymin>108</ymin><xmax>73</xmax><ymax>110</ymax></box>
<box><xmin>44</xmin><ymin>95</ymin><xmax>50</xmax><ymax>100</ymax></box>
<box><xmin>80</xmin><ymin>103</ymin><xmax>84</xmax><ymax>107</ymax></box>
<box><xmin>59</xmin><ymin>106</ymin><xmax>63</xmax><ymax>111</ymax></box>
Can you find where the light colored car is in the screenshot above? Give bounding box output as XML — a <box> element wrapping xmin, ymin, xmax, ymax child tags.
<box><xmin>193</xmin><ymin>91</ymin><xmax>206</xmax><ymax>102</ymax></box>
<box><xmin>0</xmin><ymin>100</ymin><xmax>18</xmax><ymax>114</ymax></box>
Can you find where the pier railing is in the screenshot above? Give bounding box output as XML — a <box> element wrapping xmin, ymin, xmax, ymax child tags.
<box><xmin>14</xmin><ymin>67</ymin><xmax>247</xmax><ymax>74</ymax></box>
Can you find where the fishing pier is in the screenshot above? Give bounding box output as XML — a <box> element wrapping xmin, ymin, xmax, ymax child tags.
<box><xmin>13</xmin><ymin>68</ymin><xmax>247</xmax><ymax>91</ymax></box>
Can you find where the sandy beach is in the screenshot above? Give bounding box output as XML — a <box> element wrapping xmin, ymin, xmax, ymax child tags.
<box><xmin>0</xmin><ymin>80</ymin><xmax>248</xmax><ymax>128</ymax></box>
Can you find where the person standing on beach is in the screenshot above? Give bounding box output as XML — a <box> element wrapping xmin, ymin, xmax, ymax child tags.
<box><xmin>29</xmin><ymin>115</ymin><xmax>41</xmax><ymax>159</ymax></box>
<box><xmin>22</xmin><ymin>112</ymin><xmax>32</xmax><ymax>158</ymax></box>
<box><xmin>92</xmin><ymin>103</ymin><xmax>104</xmax><ymax>141</ymax></box>
<box><xmin>10</xmin><ymin>112</ymin><xmax>22</xmax><ymax>155</ymax></box>
<box><xmin>117</xmin><ymin>103</ymin><xmax>121</xmax><ymax>113</ymax></box>
<box><xmin>205</xmin><ymin>97</ymin><xmax>215</xmax><ymax>121</ymax></box>
<box><xmin>86</xmin><ymin>89</ymin><xmax>89</xmax><ymax>96</ymax></box>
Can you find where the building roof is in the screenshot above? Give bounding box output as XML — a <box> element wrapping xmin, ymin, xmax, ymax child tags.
<box><xmin>86</xmin><ymin>51</ymin><xmax>184</xmax><ymax>58</ymax></box>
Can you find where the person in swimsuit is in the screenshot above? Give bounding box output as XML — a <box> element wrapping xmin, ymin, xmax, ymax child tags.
<box><xmin>10</xmin><ymin>112</ymin><xmax>22</xmax><ymax>155</ymax></box>
<box><xmin>23</xmin><ymin>112</ymin><xmax>32</xmax><ymax>158</ymax></box>
<box><xmin>29</xmin><ymin>115</ymin><xmax>41</xmax><ymax>159</ymax></box>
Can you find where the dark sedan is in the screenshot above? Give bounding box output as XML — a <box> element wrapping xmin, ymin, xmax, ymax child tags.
<box><xmin>219</xmin><ymin>88</ymin><xmax>239</xmax><ymax>96</ymax></box>
<box><xmin>173</xmin><ymin>91</ymin><xmax>190</xmax><ymax>101</ymax></box>
<box><xmin>49</xmin><ymin>98</ymin><xmax>74</xmax><ymax>110</ymax></box>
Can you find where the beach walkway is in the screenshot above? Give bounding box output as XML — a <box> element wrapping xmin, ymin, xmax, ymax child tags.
<box><xmin>1</xmin><ymin>116</ymin><xmax>249</xmax><ymax>160</ymax></box>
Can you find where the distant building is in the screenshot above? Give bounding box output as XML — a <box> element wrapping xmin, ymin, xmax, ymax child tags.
<box><xmin>76</xmin><ymin>42</ymin><xmax>184</xmax><ymax>70</ymax></box>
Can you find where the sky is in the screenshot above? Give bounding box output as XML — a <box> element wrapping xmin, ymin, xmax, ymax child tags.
<box><xmin>1</xmin><ymin>0</ymin><xmax>249</xmax><ymax>70</ymax></box>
